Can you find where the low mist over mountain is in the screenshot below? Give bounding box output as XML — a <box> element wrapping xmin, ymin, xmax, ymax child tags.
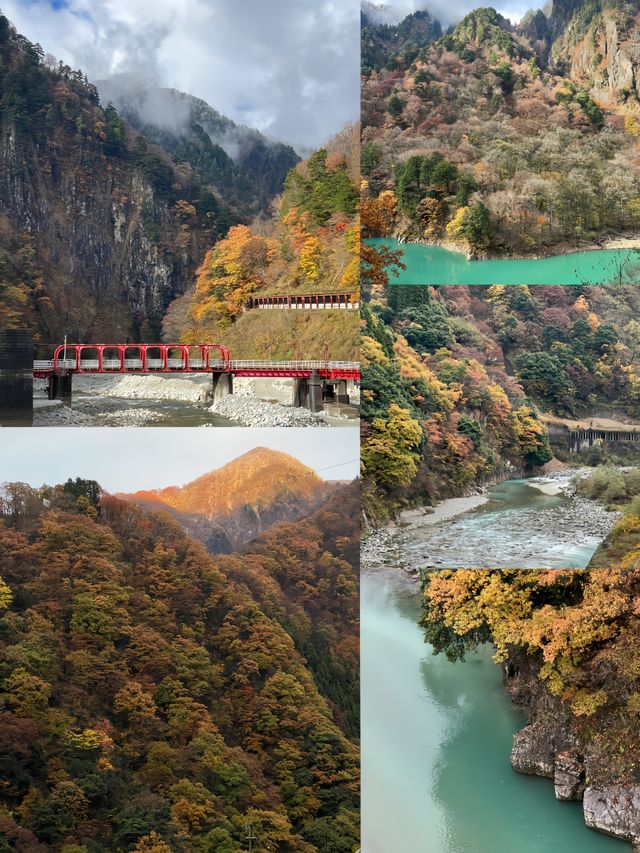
<box><xmin>98</xmin><ymin>78</ymin><xmax>300</xmax><ymax>216</ymax></box>
<box><xmin>361</xmin><ymin>5</ymin><xmax>443</xmax><ymax>70</ymax></box>
<box><xmin>0</xmin><ymin>16</ymin><xmax>297</xmax><ymax>341</ymax></box>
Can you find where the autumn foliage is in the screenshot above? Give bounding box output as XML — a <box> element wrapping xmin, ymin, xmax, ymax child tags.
<box><xmin>0</xmin><ymin>478</ymin><xmax>359</xmax><ymax>852</ymax></box>
<box><xmin>423</xmin><ymin>567</ymin><xmax>640</xmax><ymax>781</ymax></box>
<box><xmin>173</xmin><ymin>126</ymin><xmax>360</xmax><ymax>357</ymax></box>
<box><xmin>362</xmin><ymin>5</ymin><xmax>640</xmax><ymax>255</ymax></box>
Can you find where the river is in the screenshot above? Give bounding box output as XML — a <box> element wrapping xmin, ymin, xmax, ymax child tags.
<box><xmin>62</xmin><ymin>392</ymin><xmax>238</xmax><ymax>427</ymax></box>
<box><xmin>395</xmin><ymin>474</ymin><xmax>617</xmax><ymax>569</ymax></box>
<box><xmin>367</xmin><ymin>238</ymin><xmax>640</xmax><ymax>285</ymax></box>
<box><xmin>361</xmin><ymin>570</ymin><xmax>631</xmax><ymax>852</ymax></box>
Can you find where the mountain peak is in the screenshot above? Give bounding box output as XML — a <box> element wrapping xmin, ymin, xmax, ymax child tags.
<box><xmin>119</xmin><ymin>449</ymin><xmax>333</xmax><ymax>552</ymax></box>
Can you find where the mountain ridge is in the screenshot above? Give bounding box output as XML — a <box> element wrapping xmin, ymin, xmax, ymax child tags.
<box><xmin>361</xmin><ymin>0</ymin><xmax>640</xmax><ymax>256</ymax></box>
<box><xmin>0</xmin><ymin>15</ymin><xmax>295</xmax><ymax>340</ymax></box>
<box><xmin>118</xmin><ymin>448</ymin><xmax>337</xmax><ymax>552</ymax></box>
<box><xmin>98</xmin><ymin>77</ymin><xmax>300</xmax><ymax>217</ymax></box>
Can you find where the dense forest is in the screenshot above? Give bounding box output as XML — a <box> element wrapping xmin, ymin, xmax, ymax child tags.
<box><xmin>422</xmin><ymin>567</ymin><xmax>640</xmax><ymax>845</ymax></box>
<box><xmin>361</xmin><ymin>252</ymin><xmax>640</xmax><ymax>519</ymax></box>
<box><xmin>163</xmin><ymin>125</ymin><xmax>360</xmax><ymax>360</ymax></box>
<box><xmin>0</xmin><ymin>476</ymin><xmax>359</xmax><ymax>852</ymax></box>
<box><xmin>0</xmin><ymin>15</ymin><xmax>295</xmax><ymax>342</ymax></box>
<box><xmin>361</xmin><ymin>2</ymin><xmax>640</xmax><ymax>256</ymax></box>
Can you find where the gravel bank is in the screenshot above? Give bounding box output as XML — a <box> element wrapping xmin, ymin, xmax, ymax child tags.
<box><xmin>361</xmin><ymin>528</ymin><xmax>410</xmax><ymax>574</ymax></box>
<box><xmin>209</xmin><ymin>396</ymin><xmax>329</xmax><ymax>427</ymax></box>
<box><xmin>34</xmin><ymin>406</ymin><xmax>164</xmax><ymax>427</ymax></box>
<box><xmin>33</xmin><ymin>375</ymin><xmax>356</xmax><ymax>427</ymax></box>
<box><xmin>362</xmin><ymin>470</ymin><xmax>622</xmax><ymax>572</ymax></box>
<box><xmin>396</xmin><ymin>494</ymin><xmax>490</xmax><ymax>527</ymax></box>
<box><xmin>73</xmin><ymin>374</ymin><xmax>208</xmax><ymax>402</ymax></box>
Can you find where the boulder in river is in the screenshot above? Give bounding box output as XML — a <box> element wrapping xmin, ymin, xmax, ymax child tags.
<box><xmin>583</xmin><ymin>785</ymin><xmax>640</xmax><ymax>847</ymax></box>
<box><xmin>510</xmin><ymin>723</ymin><xmax>555</xmax><ymax>778</ymax></box>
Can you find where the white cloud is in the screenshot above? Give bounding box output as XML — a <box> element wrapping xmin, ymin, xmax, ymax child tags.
<box><xmin>368</xmin><ymin>0</ymin><xmax>545</xmax><ymax>26</ymax></box>
<box><xmin>1</xmin><ymin>0</ymin><xmax>360</xmax><ymax>150</ymax></box>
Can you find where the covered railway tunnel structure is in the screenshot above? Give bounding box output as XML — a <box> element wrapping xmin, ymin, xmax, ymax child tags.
<box><xmin>546</xmin><ymin>421</ymin><xmax>640</xmax><ymax>453</ymax></box>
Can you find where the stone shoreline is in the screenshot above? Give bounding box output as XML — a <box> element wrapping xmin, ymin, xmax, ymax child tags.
<box><xmin>399</xmin><ymin>232</ymin><xmax>640</xmax><ymax>261</ymax></box>
<box><xmin>361</xmin><ymin>469</ymin><xmax>619</xmax><ymax>572</ymax></box>
<box><xmin>507</xmin><ymin>655</ymin><xmax>640</xmax><ymax>850</ymax></box>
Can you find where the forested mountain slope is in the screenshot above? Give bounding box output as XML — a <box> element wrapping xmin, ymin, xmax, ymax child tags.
<box><xmin>0</xmin><ymin>16</ymin><xmax>293</xmax><ymax>342</ymax></box>
<box><xmin>361</xmin><ymin>2</ymin><xmax>640</xmax><ymax>256</ymax></box>
<box><xmin>98</xmin><ymin>79</ymin><xmax>300</xmax><ymax>219</ymax></box>
<box><xmin>361</xmin><ymin>277</ymin><xmax>640</xmax><ymax>520</ymax></box>
<box><xmin>120</xmin><ymin>448</ymin><xmax>336</xmax><ymax>554</ymax></box>
<box><xmin>0</xmin><ymin>477</ymin><xmax>359</xmax><ymax>852</ymax></box>
<box><xmin>165</xmin><ymin>125</ymin><xmax>360</xmax><ymax>359</ymax></box>
<box><xmin>361</xmin><ymin>6</ymin><xmax>442</xmax><ymax>72</ymax></box>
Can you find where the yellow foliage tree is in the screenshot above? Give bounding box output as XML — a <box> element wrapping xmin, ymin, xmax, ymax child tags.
<box><xmin>190</xmin><ymin>225</ymin><xmax>273</xmax><ymax>331</ymax></box>
<box><xmin>361</xmin><ymin>403</ymin><xmax>423</xmax><ymax>491</ymax></box>
<box><xmin>299</xmin><ymin>236</ymin><xmax>322</xmax><ymax>282</ymax></box>
<box><xmin>445</xmin><ymin>205</ymin><xmax>469</xmax><ymax>240</ymax></box>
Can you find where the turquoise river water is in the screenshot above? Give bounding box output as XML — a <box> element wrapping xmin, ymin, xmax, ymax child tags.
<box><xmin>399</xmin><ymin>476</ymin><xmax>605</xmax><ymax>569</ymax></box>
<box><xmin>361</xmin><ymin>570</ymin><xmax>631</xmax><ymax>852</ymax></box>
<box><xmin>367</xmin><ymin>238</ymin><xmax>640</xmax><ymax>285</ymax></box>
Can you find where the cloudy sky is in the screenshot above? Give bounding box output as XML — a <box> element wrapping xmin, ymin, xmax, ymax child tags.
<box><xmin>0</xmin><ymin>428</ymin><xmax>359</xmax><ymax>491</ymax></box>
<box><xmin>1</xmin><ymin>0</ymin><xmax>360</xmax><ymax>151</ymax></box>
<box><xmin>372</xmin><ymin>0</ymin><xmax>545</xmax><ymax>25</ymax></box>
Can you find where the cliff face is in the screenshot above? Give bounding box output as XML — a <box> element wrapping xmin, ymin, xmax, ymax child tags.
<box><xmin>0</xmin><ymin>125</ymin><xmax>206</xmax><ymax>342</ymax></box>
<box><xmin>505</xmin><ymin>651</ymin><xmax>640</xmax><ymax>848</ymax></box>
<box><xmin>549</xmin><ymin>5</ymin><xmax>640</xmax><ymax>107</ymax></box>
<box><xmin>0</xmin><ymin>16</ymin><xmax>293</xmax><ymax>344</ymax></box>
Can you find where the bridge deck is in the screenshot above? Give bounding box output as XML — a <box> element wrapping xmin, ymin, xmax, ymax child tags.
<box><xmin>33</xmin><ymin>359</ymin><xmax>360</xmax><ymax>380</ymax></box>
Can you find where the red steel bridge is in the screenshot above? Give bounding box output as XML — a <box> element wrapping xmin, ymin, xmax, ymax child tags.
<box><xmin>247</xmin><ymin>291</ymin><xmax>359</xmax><ymax>310</ymax></box>
<box><xmin>33</xmin><ymin>344</ymin><xmax>360</xmax><ymax>410</ymax></box>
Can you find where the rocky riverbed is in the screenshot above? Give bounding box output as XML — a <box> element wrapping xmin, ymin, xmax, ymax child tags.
<box><xmin>33</xmin><ymin>375</ymin><xmax>356</xmax><ymax>428</ymax></box>
<box><xmin>362</xmin><ymin>470</ymin><xmax>622</xmax><ymax>571</ymax></box>
<box><xmin>33</xmin><ymin>403</ymin><xmax>164</xmax><ymax>427</ymax></box>
<box><xmin>208</xmin><ymin>396</ymin><xmax>329</xmax><ymax>427</ymax></box>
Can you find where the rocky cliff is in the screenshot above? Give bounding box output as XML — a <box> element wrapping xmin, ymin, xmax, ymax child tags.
<box><xmin>0</xmin><ymin>15</ymin><xmax>293</xmax><ymax>344</ymax></box>
<box><xmin>547</xmin><ymin>2</ymin><xmax>640</xmax><ymax>108</ymax></box>
<box><xmin>0</xmin><ymin>127</ymin><xmax>205</xmax><ymax>342</ymax></box>
<box><xmin>505</xmin><ymin>651</ymin><xmax>640</xmax><ymax>849</ymax></box>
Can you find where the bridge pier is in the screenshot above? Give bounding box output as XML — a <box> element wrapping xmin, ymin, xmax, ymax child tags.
<box><xmin>335</xmin><ymin>379</ymin><xmax>350</xmax><ymax>404</ymax></box>
<box><xmin>211</xmin><ymin>372</ymin><xmax>233</xmax><ymax>402</ymax></box>
<box><xmin>293</xmin><ymin>377</ymin><xmax>308</xmax><ymax>408</ymax></box>
<box><xmin>48</xmin><ymin>372</ymin><xmax>72</xmax><ymax>404</ymax></box>
<box><xmin>0</xmin><ymin>330</ymin><xmax>33</xmax><ymax>426</ymax></box>
<box><xmin>308</xmin><ymin>371</ymin><xmax>323</xmax><ymax>412</ymax></box>
<box><xmin>292</xmin><ymin>372</ymin><xmax>324</xmax><ymax>412</ymax></box>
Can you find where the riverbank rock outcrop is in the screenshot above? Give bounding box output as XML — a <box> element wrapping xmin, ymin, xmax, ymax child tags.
<box><xmin>505</xmin><ymin>653</ymin><xmax>640</xmax><ymax>846</ymax></box>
